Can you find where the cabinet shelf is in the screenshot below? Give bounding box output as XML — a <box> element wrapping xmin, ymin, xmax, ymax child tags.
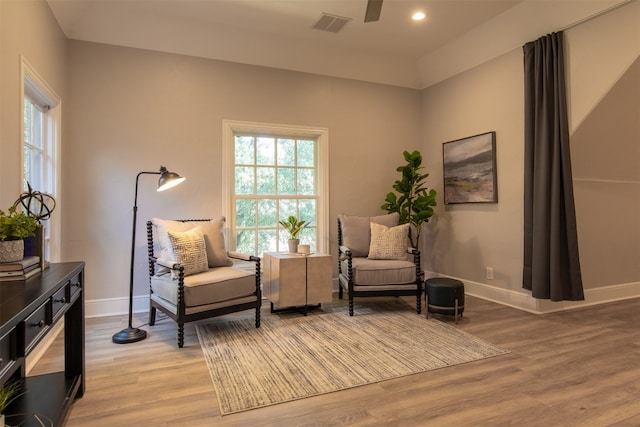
<box><xmin>0</xmin><ymin>262</ymin><xmax>85</xmax><ymax>427</ymax></box>
<box><xmin>6</xmin><ymin>373</ymin><xmax>82</xmax><ymax>426</ymax></box>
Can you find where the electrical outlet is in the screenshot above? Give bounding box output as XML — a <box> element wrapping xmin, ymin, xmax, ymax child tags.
<box><xmin>486</xmin><ymin>267</ymin><xmax>494</xmax><ymax>280</ymax></box>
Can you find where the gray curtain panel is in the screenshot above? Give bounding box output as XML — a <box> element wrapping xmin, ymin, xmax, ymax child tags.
<box><xmin>522</xmin><ymin>31</ymin><xmax>584</xmax><ymax>301</ymax></box>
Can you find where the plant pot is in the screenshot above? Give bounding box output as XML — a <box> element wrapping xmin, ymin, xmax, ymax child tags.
<box><xmin>287</xmin><ymin>239</ymin><xmax>299</xmax><ymax>253</ymax></box>
<box><xmin>0</xmin><ymin>240</ymin><xmax>24</xmax><ymax>263</ymax></box>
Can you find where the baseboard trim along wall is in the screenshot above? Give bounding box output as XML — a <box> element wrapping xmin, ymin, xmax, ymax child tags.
<box><xmin>85</xmin><ymin>272</ymin><xmax>640</xmax><ymax>318</ymax></box>
<box><xmin>85</xmin><ymin>295</ymin><xmax>151</xmax><ymax>318</ymax></box>
<box><xmin>424</xmin><ymin>271</ymin><xmax>640</xmax><ymax>314</ymax></box>
<box><xmin>85</xmin><ymin>277</ymin><xmax>640</xmax><ymax>318</ymax></box>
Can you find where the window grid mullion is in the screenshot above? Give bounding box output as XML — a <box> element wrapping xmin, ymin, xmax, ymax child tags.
<box><xmin>233</xmin><ymin>132</ymin><xmax>318</xmax><ymax>255</ymax></box>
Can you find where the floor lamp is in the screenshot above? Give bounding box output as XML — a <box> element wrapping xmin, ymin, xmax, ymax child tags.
<box><xmin>112</xmin><ymin>166</ymin><xmax>186</xmax><ymax>344</ymax></box>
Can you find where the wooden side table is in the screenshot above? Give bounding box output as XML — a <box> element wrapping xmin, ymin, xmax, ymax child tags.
<box><xmin>262</xmin><ymin>252</ymin><xmax>332</xmax><ymax>315</ymax></box>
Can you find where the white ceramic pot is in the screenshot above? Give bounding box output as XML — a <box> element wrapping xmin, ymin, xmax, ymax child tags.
<box><xmin>298</xmin><ymin>244</ymin><xmax>310</xmax><ymax>254</ymax></box>
<box><xmin>0</xmin><ymin>240</ymin><xmax>24</xmax><ymax>263</ymax></box>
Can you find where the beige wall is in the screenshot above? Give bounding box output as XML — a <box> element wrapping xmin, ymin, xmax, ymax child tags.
<box><xmin>571</xmin><ymin>57</ymin><xmax>639</xmax><ymax>289</ymax></box>
<box><xmin>421</xmin><ymin>1</ymin><xmax>639</xmax><ymax>312</ymax></box>
<box><xmin>0</xmin><ymin>0</ymin><xmax>66</xmax><ymax>208</ymax></box>
<box><xmin>567</xmin><ymin>2</ymin><xmax>640</xmax><ymax>292</ymax></box>
<box><xmin>64</xmin><ymin>40</ymin><xmax>421</xmax><ymax>311</ymax></box>
<box><xmin>421</xmin><ymin>49</ymin><xmax>525</xmax><ymax>295</ymax></box>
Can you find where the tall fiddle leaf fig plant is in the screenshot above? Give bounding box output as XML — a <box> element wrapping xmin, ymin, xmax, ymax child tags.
<box><xmin>381</xmin><ymin>150</ymin><xmax>437</xmax><ymax>248</ymax></box>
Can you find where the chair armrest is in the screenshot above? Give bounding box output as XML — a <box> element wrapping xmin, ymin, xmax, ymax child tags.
<box><xmin>228</xmin><ymin>252</ymin><xmax>260</xmax><ymax>263</ymax></box>
<box><xmin>228</xmin><ymin>252</ymin><xmax>261</xmax><ymax>294</ymax></box>
<box><xmin>339</xmin><ymin>245</ymin><xmax>352</xmax><ymax>261</ymax></box>
<box><xmin>155</xmin><ymin>257</ymin><xmax>182</xmax><ymax>270</ymax></box>
<box><xmin>406</xmin><ymin>247</ymin><xmax>421</xmax><ymax>264</ymax></box>
<box><xmin>339</xmin><ymin>245</ymin><xmax>352</xmax><ymax>254</ymax></box>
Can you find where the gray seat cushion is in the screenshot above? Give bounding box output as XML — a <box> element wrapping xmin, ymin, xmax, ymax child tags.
<box><xmin>342</xmin><ymin>257</ymin><xmax>417</xmax><ymax>286</ymax></box>
<box><xmin>151</xmin><ymin>267</ymin><xmax>256</xmax><ymax>308</ymax></box>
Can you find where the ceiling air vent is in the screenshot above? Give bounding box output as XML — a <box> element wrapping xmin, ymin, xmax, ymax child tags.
<box><xmin>312</xmin><ymin>13</ymin><xmax>351</xmax><ymax>33</ymax></box>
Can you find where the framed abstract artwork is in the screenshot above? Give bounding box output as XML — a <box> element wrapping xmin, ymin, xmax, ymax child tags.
<box><xmin>442</xmin><ymin>131</ymin><xmax>497</xmax><ymax>204</ymax></box>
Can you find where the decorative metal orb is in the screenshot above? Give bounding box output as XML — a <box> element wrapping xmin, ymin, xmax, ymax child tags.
<box><xmin>14</xmin><ymin>183</ymin><xmax>56</xmax><ymax>222</ymax></box>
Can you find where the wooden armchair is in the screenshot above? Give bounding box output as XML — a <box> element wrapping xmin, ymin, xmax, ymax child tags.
<box><xmin>146</xmin><ymin>218</ymin><xmax>261</xmax><ymax>348</ymax></box>
<box><xmin>337</xmin><ymin>213</ymin><xmax>423</xmax><ymax>316</ymax></box>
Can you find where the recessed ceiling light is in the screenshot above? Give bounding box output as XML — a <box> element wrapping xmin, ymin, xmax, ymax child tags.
<box><xmin>412</xmin><ymin>11</ymin><xmax>426</xmax><ymax>21</ymax></box>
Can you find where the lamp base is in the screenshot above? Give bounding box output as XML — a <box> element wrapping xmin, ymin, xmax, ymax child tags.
<box><xmin>112</xmin><ymin>327</ymin><xmax>147</xmax><ymax>344</ymax></box>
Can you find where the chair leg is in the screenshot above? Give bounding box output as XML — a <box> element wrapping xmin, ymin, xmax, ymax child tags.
<box><xmin>149</xmin><ymin>305</ymin><xmax>156</xmax><ymax>326</ymax></box>
<box><xmin>255</xmin><ymin>304</ymin><xmax>261</xmax><ymax>328</ymax></box>
<box><xmin>416</xmin><ymin>292</ymin><xmax>422</xmax><ymax>315</ymax></box>
<box><xmin>178</xmin><ymin>323</ymin><xmax>184</xmax><ymax>348</ymax></box>
<box><xmin>348</xmin><ymin>294</ymin><xmax>354</xmax><ymax>316</ymax></box>
<box><xmin>338</xmin><ymin>285</ymin><xmax>343</xmax><ymax>299</ymax></box>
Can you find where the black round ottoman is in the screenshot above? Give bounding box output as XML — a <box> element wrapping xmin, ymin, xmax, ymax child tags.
<box><xmin>425</xmin><ymin>277</ymin><xmax>465</xmax><ymax>323</ymax></box>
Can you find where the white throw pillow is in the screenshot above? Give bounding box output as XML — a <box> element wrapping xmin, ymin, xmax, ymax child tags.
<box><xmin>368</xmin><ymin>222</ymin><xmax>409</xmax><ymax>260</ymax></box>
<box><xmin>167</xmin><ymin>226</ymin><xmax>209</xmax><ymax>277</ymax></box>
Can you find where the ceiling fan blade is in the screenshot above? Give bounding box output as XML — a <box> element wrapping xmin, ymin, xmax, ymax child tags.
<box><xmin>364</xmin><ymin>0</ymin><xmax>383</xmax><ymax>23</ymax></box>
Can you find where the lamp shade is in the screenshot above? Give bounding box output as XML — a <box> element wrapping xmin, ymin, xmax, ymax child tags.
<box><xmin>157</xmin><ymin>166</ymin><xmax>186</xmax><ymax>192</ymax></box>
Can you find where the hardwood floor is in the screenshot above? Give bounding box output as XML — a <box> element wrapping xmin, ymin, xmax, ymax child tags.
<box><xmin>33</xmin><ymin>295</ymin><xmax>640</xmax><ymax>426</ymax></box>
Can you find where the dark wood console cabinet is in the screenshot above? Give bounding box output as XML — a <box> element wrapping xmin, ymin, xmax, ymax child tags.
<box><xmin>0</xmin><ymin>262</ymin><xmax>85</xmax><ymax>426</ymax></box>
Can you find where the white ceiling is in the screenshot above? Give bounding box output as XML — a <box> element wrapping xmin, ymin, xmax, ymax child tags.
<box><xmin>47</xmin><ymin>0</ymin><xmax>628</xmax><ymax>88</ymax></box>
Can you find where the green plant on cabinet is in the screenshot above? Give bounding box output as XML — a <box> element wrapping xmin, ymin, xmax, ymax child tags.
<box><xmin>0</xmin><ymin>206</ymin><xmax>38</xmax><ymax>241</ymax></box>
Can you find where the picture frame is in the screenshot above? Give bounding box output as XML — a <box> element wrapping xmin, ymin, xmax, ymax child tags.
<box><xmin>442</xmin><ymin>131</ymin><xmax>497</xmax><ymax>204</ymax></box>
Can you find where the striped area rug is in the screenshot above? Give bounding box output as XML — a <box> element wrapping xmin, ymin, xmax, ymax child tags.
<box><xmin>196</xmin><ymin>298</ymin><xmax>509</xmax><ymax>415</ymax></box>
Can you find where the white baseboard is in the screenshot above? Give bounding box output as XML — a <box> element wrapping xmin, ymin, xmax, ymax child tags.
<box><xmin>424</xmin><ymin>271</ymin><xmax>640</xmax><ymax>314</ymax></box>
<box><xmin>85</xmin><ymin>277</ymin><xmax>639</xmax><ymax>318</ymax></box>
<box><xmin>85</xmin><ymin>294</ymin><xmax>150</xmax><ymax>318</ymax></box>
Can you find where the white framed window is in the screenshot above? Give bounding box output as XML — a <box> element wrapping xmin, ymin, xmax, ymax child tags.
<box><xmin>23</xmin><ymin>97</ymin><xmax>45</xmax><ymax>191</ymax></box>
<box><xmin>21</xmin><ymin>57</ymin><xmax>62</xmax><ymax>262</ymax></box>
<box><xmin>223</xmin><ymin>120</ymin><xmax>329</xmax><ymax>256</ymax></box>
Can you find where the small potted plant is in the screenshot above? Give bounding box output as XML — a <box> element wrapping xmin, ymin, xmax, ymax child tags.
<box><xmin>0</xmin><ymin>379</ymin><xmax>23</xmax><ymax>425</ymax></box>
<box><xmin>278</xmin><ymin>215</ymin><xmax>308</xmax><ymax>253</ymax></box>
<box><xmin>0</xmin><ymin>206</ymin><xmax>38</xmax><ymax>263</ymax></box>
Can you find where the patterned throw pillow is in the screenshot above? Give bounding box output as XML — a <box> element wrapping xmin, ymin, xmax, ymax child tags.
<box><xmin>167</xmin><ymin>227</ymin><xmax>209</xmax><ymax>277</ymax></box>
<box><xmin>368</xmin><ymin>222</ymin><xmax>409</xmax><ymax>260</ymax></box>
<box><xmin>151</xmin><ymin>217</ymin><xmax>232</xmax><ymax>268</ymax></box>
<box><xmin>338</xmin><ymin>212</ymin><xmax>400</xmax><ymax>257</ymax></box>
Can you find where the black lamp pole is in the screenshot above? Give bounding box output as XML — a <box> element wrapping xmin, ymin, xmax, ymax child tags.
<box><xmin>112</xmin><ymin>166</ymin><xmax>185</xmax><ymax>344</ymax></box>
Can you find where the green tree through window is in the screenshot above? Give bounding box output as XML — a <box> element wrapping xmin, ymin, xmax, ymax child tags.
<box><xmin>233</xmin><ymin>134</ymin><xmax>318</xmax><ymax>255</ymax></box>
